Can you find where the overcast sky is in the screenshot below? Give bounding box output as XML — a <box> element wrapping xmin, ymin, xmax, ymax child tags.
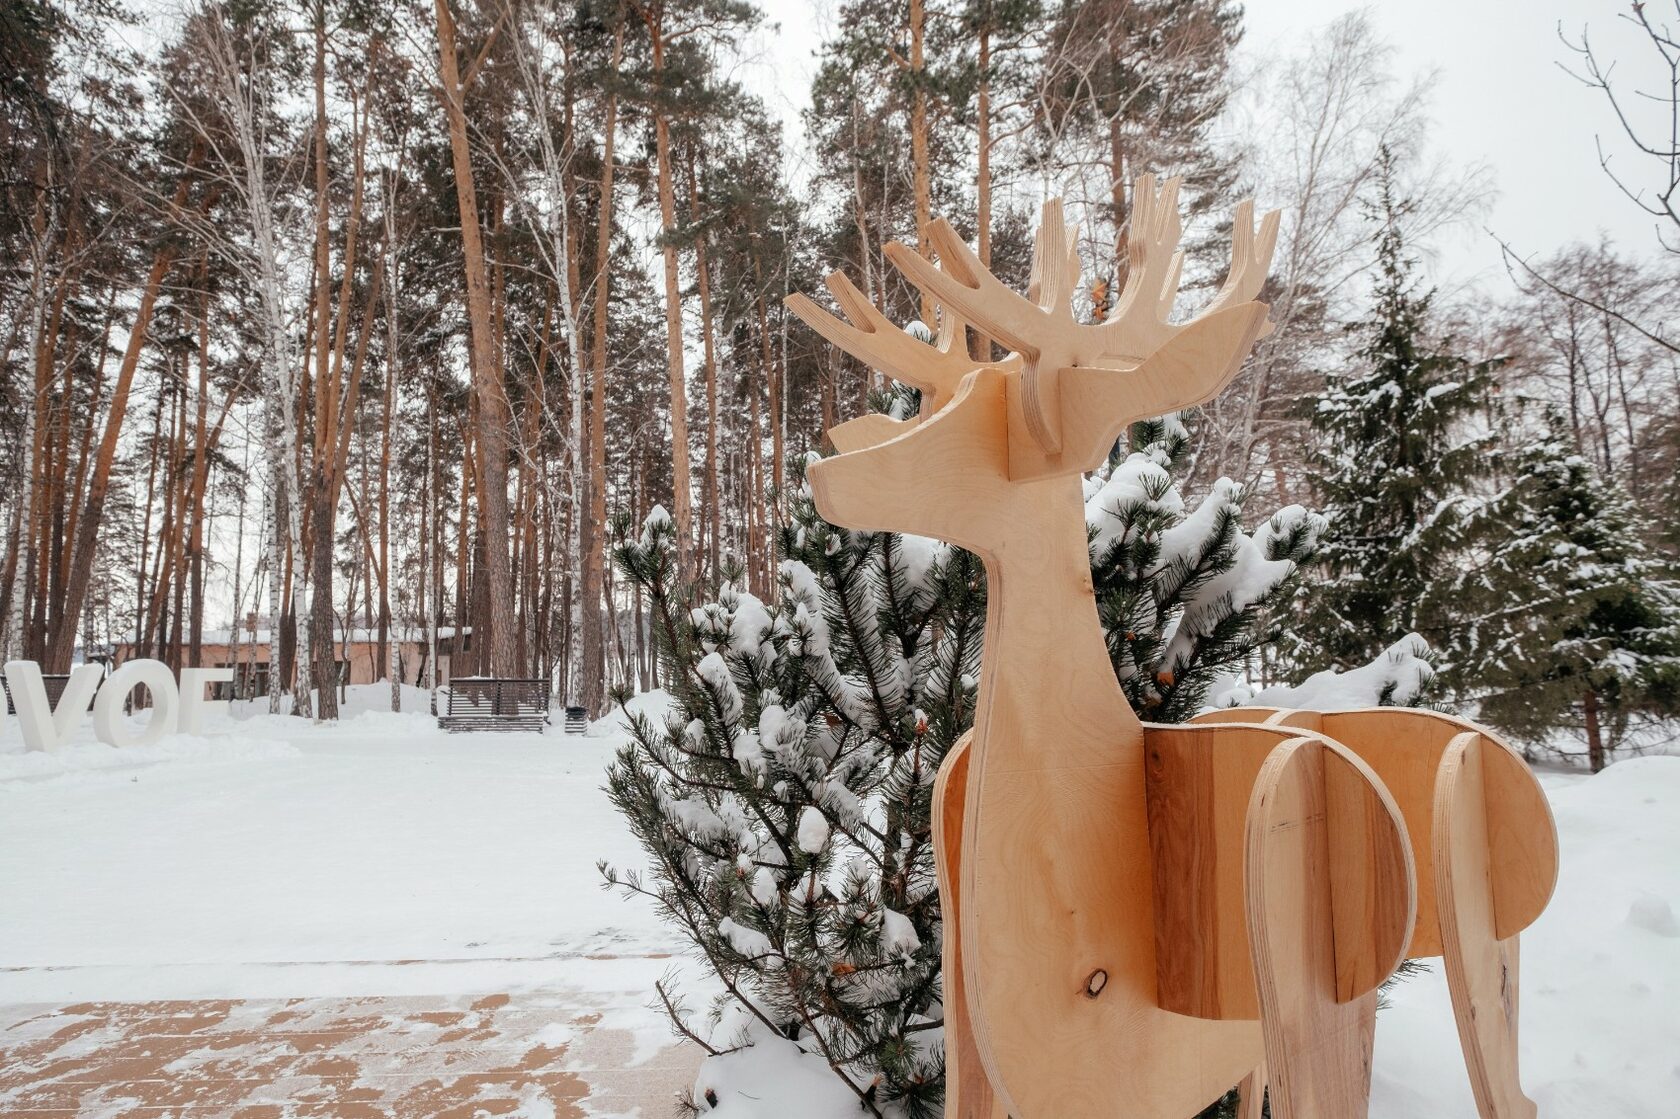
<box><xmin>733</xmin><ymin>0</ymin><xmax>1674</xmax><ymax>298</ymax></box>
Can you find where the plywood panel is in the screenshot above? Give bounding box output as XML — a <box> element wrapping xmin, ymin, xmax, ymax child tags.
<box><xmin>1434</xmin><ymin>734</ymin><xmax>1538</xmax><ymax>1119</ymax></box>
<box><xmin>1236</xmin><ymin>1062</ymin><xmax>1267</xmax><ymax>1119</ymax></box>
<box><xmin>1246</xmin><ymin>738</ymin><xmax>1380</xmax><ymax>1119</ymax></box>
<box><xmin>933</xmin><ymin>733</ymin><xmax>1006</xmax><ymax>1119</ymax></box>
<box><xmin>1323</xmin><ymin>744</ymin><xmax>1416</xmax><ymax>1002</ymax></box>
<box><xmin>1144</xmin><ymin>724</ymin><xmax>1411</xmax><ymax>1020</ymax></box>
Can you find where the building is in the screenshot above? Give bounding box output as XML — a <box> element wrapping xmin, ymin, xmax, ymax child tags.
<box><xmin>108</xmin><ymin>622</ymin><xmax>474</xmax><ymax>698</ymax></box>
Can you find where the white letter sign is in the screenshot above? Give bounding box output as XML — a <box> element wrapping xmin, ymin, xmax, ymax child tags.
<box><xmin>93</xmin><ymin>659</ymin><xmax>180</xmax><ymax>747</ymax></box>
<box><xmin>4</xmin><ymin>661</ymin><xmax>103</xmax><ymax>753</ymax></box>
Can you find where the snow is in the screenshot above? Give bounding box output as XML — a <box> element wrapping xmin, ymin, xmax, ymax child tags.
<box><xmin>4</xmin><ymin>683</ymin><xmax>1677</xmax><ymax>1118</ymax></box>
<box><xmin>586</xmin><ymin>687</ymin><xmax>677</xmax><ymax>738</ymax></box>
<box><xmin>692</xmin><ymin>1007</ymin><xmax>863</xmax><ymax>1118</ymax></box>
<box><xmin>1212</xmin><ymin>633</ymin><xmax>1435</xmax><ymax>710</ymax></box>
<box><xmin>0</xmin><ymin>685</ymin><xmax>675</xmax><ymax>1007</ymax></box>
<box><xmin>796</xmin><ymin>805</ymin><xmax>831</xmax><ymax>854</ymax></box>
<box><xmin>717</xmin><ymin>917</ymin><xmax>773</xmax><ymax>960</ymax></box>
<box><xmin>880</xmin><ymin>907</ymin><xmax>921</xmax><ymax>956</ymax></box>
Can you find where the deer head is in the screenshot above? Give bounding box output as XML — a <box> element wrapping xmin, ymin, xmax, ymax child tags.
<box><xmin>788</xmin><ymin>180</ymin><xmax>1279</xmax><ymax>555</ymax></box>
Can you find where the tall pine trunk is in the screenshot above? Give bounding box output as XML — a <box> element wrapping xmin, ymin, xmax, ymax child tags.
<box><xmin>436</xmin><ymin>0</ymin><xmax>518</xmax><ymax>678</ymax></box>
<box><xmin>1583</xmin><ymin>686</ymin><xmax>1606</xmax><ymax>773</ymax></box>
<box><xmin>581</xmin><ymin>14</ymin><xmax>623</xmax><ymax>714</ymax></box>
<box><xmin>689</xmin><ymin>151</ymin><xmax>721</xmax><ymax>579</ymax></box>
<box><xmin>649</xmin><ymin>18</ymin><xmax>693</xmax><ymax>581</ymax></box>
<box><xmin>908</xmin><ymin>0</ymin><xmax>932</xmax><ymax>325</ymax></box>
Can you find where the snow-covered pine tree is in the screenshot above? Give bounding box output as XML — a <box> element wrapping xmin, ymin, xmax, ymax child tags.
<box><xmin>1296</xmin><ymin>149</ymin><xmax>1499</xmax><ymax>672</ymax></box>
<box><xmin>1441</xmin><ymin>412</ymin><xmax>1680</xmax><ymax>771</ymax></box>
<box><xmin>603</xmin><ymin>408</ymin><xmax>1326</xmax><ymax>1117</ymax></box>
<box><xmin>1092</xmin><ymin>414</ymin><xmax>1326</xmax><ymax>720</ymax></box>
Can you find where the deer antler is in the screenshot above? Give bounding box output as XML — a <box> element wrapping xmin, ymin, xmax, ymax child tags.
<box><xmin>1101</xmin><ymin>189</ymin><xmax>1281</xmax><ymax>360</ymax></box>
<box><xmin>1102</xmin><ymin>174</ymin><xmax>1186</xmax><ymax>359</ymax></box>
<box><xmin>884</xmin><ymin>205</ymin><xmax>1081</xmax><ymax>358</ymax></box>
<box><xmin>880</xmin><ymin>181</ymin><xmax>1281</xmax><ymax>455</ymax></box>
<box><xmin>785</xmin><ymin>269</ymin><xmax>988</xmax><ymax>418</ymax></box>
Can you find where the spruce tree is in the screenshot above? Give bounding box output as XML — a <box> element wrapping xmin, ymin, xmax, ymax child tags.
<box><xmin>1298</xmin><ymin>151</ymin><xmax>1498</xmax><ymax>670</ymax></box>
<box><xmin>1443</xmin><ymin>412</ymin><xmax>1680</xmax><ymax>770</ymax></box>
<box><xmin>603</xmin><ymin>406</ymin><xmax>1327</xmax><ymax>1115</ymax></box>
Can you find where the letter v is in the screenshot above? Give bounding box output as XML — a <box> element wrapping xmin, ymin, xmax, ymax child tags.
<box><xmin>4</xmin><ymin>661</ymin><xmax>103</xmax><ymax>753</ymax></box>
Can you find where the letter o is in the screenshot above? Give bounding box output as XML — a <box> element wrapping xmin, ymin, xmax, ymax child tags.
<box><xmin>93</xmin><ymin>659</ymin><xmax>180</xmax><ymax>747</ymax></box>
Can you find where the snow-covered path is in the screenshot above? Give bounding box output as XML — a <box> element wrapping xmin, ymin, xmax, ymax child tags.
<box><xmin>2</xmin><ymin>693</ymin><xmax>1676</xmax><ymax>1116</ymax></box>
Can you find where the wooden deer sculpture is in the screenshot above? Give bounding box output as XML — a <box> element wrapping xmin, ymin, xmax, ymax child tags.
<box><xmin>1191</xmin><ymin>704</ymin><xmax>1559</xmax><ymax>1118</ymax></box>
<box><xmin>787</xmin><ymin>180</ymin><xmax>1422</xmax><ymax>1119</ymax></box>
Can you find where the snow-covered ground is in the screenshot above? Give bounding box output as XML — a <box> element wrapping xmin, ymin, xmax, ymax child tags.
<box><xmin>2</xmin><ymin>686</ymin><xmax>1676</xmax><ymax>1116</ymax></box>
<box><xmin>0</xmin><ymin>685</ymin><xmax>679</xmax><ymax>1012</ymax></box>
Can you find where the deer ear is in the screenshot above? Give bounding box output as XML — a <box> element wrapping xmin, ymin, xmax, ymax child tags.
<box><xmin>1023</xmin><ymin>302</ymin><xmax>1269</xmax><ymax>479</ymax></box>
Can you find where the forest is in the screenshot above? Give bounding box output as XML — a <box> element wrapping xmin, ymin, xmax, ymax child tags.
<box><xmin>2</xmin><ymin>0</ymin><xmax>1677</xmax><ymax>765</ymax></box>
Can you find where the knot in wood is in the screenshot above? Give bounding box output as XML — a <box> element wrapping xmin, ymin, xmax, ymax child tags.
<box><xmin>1084</xmin><ymin>968</ymin><xmax>1109</xmax><ymax>999</ymax></box>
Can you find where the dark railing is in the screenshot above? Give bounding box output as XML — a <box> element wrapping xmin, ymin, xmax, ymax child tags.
<box><xmin>0</xmin><ymin>673</ymin><xmax>95</xmax><ymax>716</ymax></box>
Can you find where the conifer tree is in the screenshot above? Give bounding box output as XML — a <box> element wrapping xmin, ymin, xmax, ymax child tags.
<box><xmin>604</xmin><ymin>396</ymin><xmax>1327</xmax><ymax>1115</ymax></box>
<box><xmin>1298</xmin><ymin>150</ymin><xmax>1498</xmax><ymax>671</ymax></box>
<box><xmin>1443</xmin><ymin>413</ymin><xmax>1680</xmax><ymax>770</ymax></box>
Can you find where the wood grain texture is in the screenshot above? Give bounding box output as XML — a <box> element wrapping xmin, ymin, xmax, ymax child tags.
<box><xmin>1315</xmin><ymin>709</ymin><xmax>1557</xmax><ymax>957</ymax></box>
<box><xmin>784</xmin><ymin>268</ymin><xmax>1004</xmax><ymax>418</ymax></box>
<box><xmin>808</xmin><ymin>373</ymin><xmax>1260</xmax><ymax>1115</ymax></box>
<box><xmin>1194</xmin><ymin>708</ymin><xmax>1559</xmax><ymax>958</ymax></box>
<box><xmin>1323</xmin><ymin>743</ymin><xmax>1416</xmax><ymax>1002</ymax></box>
<box><xmin>1263</xmin><ymin>709</ymin><xmax>1323</xmax><ymax>732</ymax></box>
<box><xmin>1193</xmin><ymin>707</ymin><xmax>1558</xmax><ymax>1116</ymax></box>
<box><xmin>1190</xmin><ymin>706</ymin><xmax>1283</xmax><ymax>724</ymax></box>
<box><xmin>1434</xmin><ymin>733</ymin><xmax>1538</xmax><ymax>1119</ymax></box>
<box><xmin>1481</xmin><ymin>741</ymin><xmax>1559</xmax><ymax>941</ymax></box>
<box><xmin>933</xmin><ymin>733</ymin><xmax>1006</xmax><ymax>1119</ymax></box>
<box><xmin>1034</xmin><ymin>302</ymin><xmax>1269</xmax><ymax>481</ymax></box>
<box><xmin>827</xmin><ymin>412</ymin><xmax>914</xmax><ymax>455</ymax></box>
<box><xmin>1236</xmin><ymin>1061</ymin><xmax>1267</xmax><ymax>1119</ymax></box>
<box><xmin>1143</xmin><ymin>723</ymin><xmax>1412</xmax><ymax>1020</ymax></box>
<box><xmin>1245</xmin><ymin>737</ymin><xmax>1380</xmax><ymax>1119</ymax></box>
<box><xmin>1144</xmin><ymin>724</ymin><xmax>1264</xmax><ymax>1021</ymax></box>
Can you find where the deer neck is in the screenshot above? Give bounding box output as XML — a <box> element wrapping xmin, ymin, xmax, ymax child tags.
<box><xmin>970</xmin><ymin>474</ymin><xmax>1143</xmax><ymax>774</ymax></box>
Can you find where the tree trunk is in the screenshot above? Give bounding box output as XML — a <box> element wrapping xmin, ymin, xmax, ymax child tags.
<box><xmin>189</xmin><ymin>268</ymin><xmax>213</xmax><ymax>669</ymax></box>
<box><xmin>46</xmin><ymin>161</ymin><xmax>196</xmax><ymax>672</ymax></box>
<box><xmin>9</xmin><ymin>201</ymin><xmax>56</xmax><ymax>661</ymax></box>
<box><xmin>381</xmin><ymin>202</ymin><xmax>399</xmax><ymax>709</ymax></box>
<box><xmin>974</xmin><ymin>23</ymin><xmax>993</xmax><ymax>360</ymax></box>
<box><xmin>581</xmin><ymin>13</ymin><xmax>623</xmax><ymax>713</ymax></box>
<box><xmin>1110</xmin><ymin>117</ymin><xmax>1129</xmax><ymax>289</ymax></box>
<box><xmin>689</xmin><ymin>150</ymin><xmax>721</xmax><ymax>579</ymax></box>
<box><xmin>650</xmin><ymin>22</ymin><xmax>694</xmax><ymax>582</ymax></box>
<box><xmin>909</xmin><ymin>0</ymin><xmax>932</xmax><ymax>325</ymax></box>
<box><xmin>436</xmin><ymin>0</ymin><xmax>518</xmax><ymax>677</ymax></box>
<box><xmin>1583</xmin><ymin>686</ymin><xmax>1606</xmax><ymax>773</ymax></box>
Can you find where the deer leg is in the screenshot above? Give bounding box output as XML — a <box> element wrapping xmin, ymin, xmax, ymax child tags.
<box><xmin>934</xmin><ymin>734</ymin><xmax>1005</xmax><ymax>1119</ymax></box>
<box><xmin>1235</xmin><ymin>1060</ymin><xmax>1267</xmax><ymax>1119</ymax></box>
<box><xmin>1434</xmin><ymin>734</ymin><xmax>1538</xmax><ymax>1119</ymax></box>
<box><xmin>1245</xmin><ymin>737</ymin><xmax>1412</xmax><ymax>1119</ymax></box>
